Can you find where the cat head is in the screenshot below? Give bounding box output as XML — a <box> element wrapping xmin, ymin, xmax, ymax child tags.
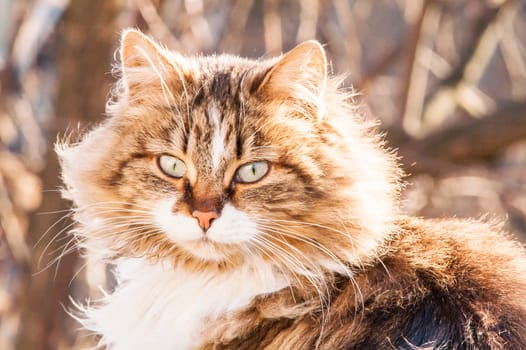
<box><xmin>57</xmin><ymin>29</ymin><xmax>400</xmax><ymax>276</ymax></box>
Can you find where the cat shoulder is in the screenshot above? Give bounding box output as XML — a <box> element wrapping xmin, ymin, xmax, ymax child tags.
<box><xmin>367</xmin><ymin>217</ymin><xmax>526</xmax><ymax>349</ymax></box>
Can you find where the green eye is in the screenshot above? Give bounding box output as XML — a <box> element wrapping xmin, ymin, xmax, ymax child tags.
<box><xmin>158</xmin><ymin>155</ymin><xmax>187</xmax><ymax>178</ymax></box>
<box><xmin>235</xmin><ymin>161</ymin><xmax>270</xmax><ymax>184</ymax></box>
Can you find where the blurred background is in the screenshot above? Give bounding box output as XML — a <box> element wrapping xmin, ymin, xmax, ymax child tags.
<box><xmin>0</xmin><ymin>0</ymin><xmax>525</xmax><ymax>349</ymax></box>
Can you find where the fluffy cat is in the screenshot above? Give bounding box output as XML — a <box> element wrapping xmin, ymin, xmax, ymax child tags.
<box><xmin>57</xmin><ymin>29</ymin><xmax>526</xmax><ymax>349</ymax></box>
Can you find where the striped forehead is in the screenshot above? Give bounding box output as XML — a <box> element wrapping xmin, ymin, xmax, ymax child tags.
<box><xmin>170</xmin><ymin>68</ymin><xmax>248</xmax><ymax>179</ymax></box>
<box><xmin>186</xmin><ymin>100</ymin><xmax>239</xmax><ymax>180</ymax></box>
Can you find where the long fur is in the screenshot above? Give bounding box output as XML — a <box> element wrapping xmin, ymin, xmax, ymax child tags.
<box><xmin>57</xmin><ymin>29</ymin><xmax>526</xmax><ymax>349</ymax></box>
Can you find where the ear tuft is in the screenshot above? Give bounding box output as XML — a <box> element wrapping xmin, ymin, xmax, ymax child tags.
<box><xmin>119</xmin><ymin>29</ymin><xmax>184</xmax><ymax>93</ymax></box>
<box><xmin>120</xmin><ymin>29</ymin><xmax>165</xmax><ymax>71</ymax></box>
<box><xmin>121</xmin><ymin>29</ymin><xmax>155</xmax><ymax>65</ymax></box>
<box><xmin>258</xmin><ymin>40</ymin><xmax>327</xmax><ymax>99</ymax></box>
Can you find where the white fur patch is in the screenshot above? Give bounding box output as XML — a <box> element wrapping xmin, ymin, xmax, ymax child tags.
<box><xmin>154</xmin><ymin>199</ymin><xmax>203</xmax><ymax>242</ymax></box>
<box><xmin>206</xmin><ymin>203</ymin><xmax>259</xmax><ymax>244</ymax></box>
<box><xmin>154</xmin><ymin>199</ymin><xmax>259</xmax><ymax>260</ymax></box>
<box><xmin>209</xmin><ymin>103</ymin><xmax>227</xmax><ymax>172</ymax></box>
<box><xmin>78</xmin><ymin>258</ymin><xmax>288</xmax><ymax>350</ymax></box>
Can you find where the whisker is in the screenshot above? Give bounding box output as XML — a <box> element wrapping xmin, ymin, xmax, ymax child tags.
<box><xmin>257</xmin><ymin>222</ymin><xmax>351</xmax><ymax>276</ymax></box>
<box><xmin>35</xmin><ymin>211</ymin><xmax>74</xmax><ymax>248</ymax></box>
<box><xmin>258</xmin><ymin>217</ymin><xmax>349</xmax><ymax>236</ymax></box>
<box><xmin>38</xmin><ymin>220</ymin><xmax>78</xmax><ymax>268</ymax></box>
<box><xmin>257</xmin><ymin>233</ymin><xmax>330</xmax><ymax>307</ymax></box>
<box><xmin>257</xmin><ymin>229</ymin><xmax>335</xmax><ymax>330</ymax></box>
<box><xmin>69</xmin><ymin>259</ymin><xmax>91</xmax><ymax>288</ymax></box>
<box><xmin>248</xmin><ymin>237</ymin><xmax>304</xmax><ymax>293</ymax></box>
<box><xmin>36</xmin><ymin>208</ymin><xmax>74</xmax><ymax>215</ymax></box>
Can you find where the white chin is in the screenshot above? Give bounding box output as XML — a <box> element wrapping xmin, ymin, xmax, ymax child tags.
<box><xmin>180</xmin><ymin>239</ymin><xmax>229</xmax><ymax>262</ymax></box>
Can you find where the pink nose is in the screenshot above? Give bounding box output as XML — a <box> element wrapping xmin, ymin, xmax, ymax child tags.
<box><xmin>192</xmin><ymin>210</ymin><xmax>219</xmax><ymax>231</ymax></box>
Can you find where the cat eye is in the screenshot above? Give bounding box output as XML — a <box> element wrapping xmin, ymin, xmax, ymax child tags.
<box><xmin>158</xmin><ymin>154</ymin><xmax>187</xmax><ymax>178</ymax></box>
<box><xmin>235</xmin><ymin>161</ymin><xmax>270</xmax><ymax>184</ymax></box>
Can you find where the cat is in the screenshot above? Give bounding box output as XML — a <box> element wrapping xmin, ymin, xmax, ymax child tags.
<box><xmin>57</xmin><ymin>29</ymin><xmax>526</xmax><ymax>350</ymax></box>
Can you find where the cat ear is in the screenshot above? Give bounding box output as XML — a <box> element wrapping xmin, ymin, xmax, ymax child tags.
<box><xmin>119</xmin><ymin>29</ymin><xmax>186</xmax><ymax>93</ymax></box>
<box><xmin>258</xmin><ymin>40</ymin><xmax>327</xmax><ymax>99</ymax></box>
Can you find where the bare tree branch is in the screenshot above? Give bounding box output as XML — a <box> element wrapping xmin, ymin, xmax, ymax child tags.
<box><xmin>398</xmin><ymin>100</ymin><xmax>526</xmax><ymax>175</ymax></box>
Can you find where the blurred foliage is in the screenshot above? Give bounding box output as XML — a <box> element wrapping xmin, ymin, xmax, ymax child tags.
<box><xmin>0</xmin><ymin>0</ymin><xmax>525</xmax><ymax>349</ymax></box>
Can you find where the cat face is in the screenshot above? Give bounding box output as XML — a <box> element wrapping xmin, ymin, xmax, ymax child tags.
<box><xmin>57</xmin><ymin>30</ymin><xmax>399</xmax><ymax>274</ymax></box>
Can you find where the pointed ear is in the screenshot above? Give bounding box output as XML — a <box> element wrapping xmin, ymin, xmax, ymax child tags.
<box><xmin>119</xmin><ymin>29</ymin><xmax>186</xmax><ymax>93</ymax></box>
<box><xmin>258</xmin><ymin>40</ymin><xmax>327</xmax><ymax>99</ymax></box>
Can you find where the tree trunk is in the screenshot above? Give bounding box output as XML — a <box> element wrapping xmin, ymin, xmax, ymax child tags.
<box><xmin>16</xmin><ymin>1</ymin><xmax>119</xmax><ymax>349</ymax></box>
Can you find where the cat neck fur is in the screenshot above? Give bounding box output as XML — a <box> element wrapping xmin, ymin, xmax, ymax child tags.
<box><xmin>78</xmin><ymin>257</ymin><xmax>288</xmax><ymax>350</ymax></box>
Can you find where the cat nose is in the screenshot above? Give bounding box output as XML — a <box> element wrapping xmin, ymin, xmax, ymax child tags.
<box><xmin>192</xmin><ymin>210</ymin><xmax>219</xmax><ymax>231</ymax></box>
